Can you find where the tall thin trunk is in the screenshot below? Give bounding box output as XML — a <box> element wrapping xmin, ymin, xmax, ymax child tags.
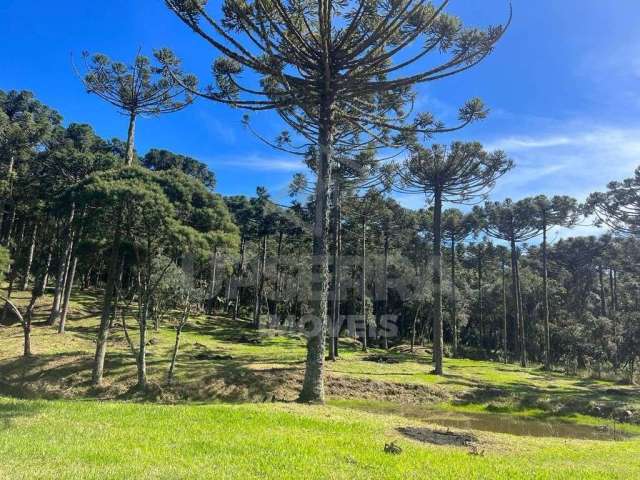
<box><xmin>609</xmin><ymin>268</ymin><xmax>617</xmax><ymax>316</ymax></box>
<box><xmin>411</xmin><ymin>303</ymin><xmax>421</xmax><ymax>353</ymax></box>
<box><xmin>299</xmin><ymin>82</ymin><xmax>333</xmax><ymax>403</ymax></box>
<box><xmin>598</xmin><ymin>265</ymin><xmax>608</xmax><ymax>317</ymax></box>
<box><xmin>21</xmin><ymin>223</ymin><xmax>38</xmax><ymax>290</ymax></box>
<box><xmin>510</xmin><ymin>238</ymin><xmax>521</xmax><ymax>360</ymax></box>
<box><xmin>58</xmin><ymin>256</ymin><xmax>78</xmax><ymax>334</ymax></box>
<box><xmin>542</xmin><ymin>220</ymin><xmax>551</xmax><ymax>370</ymax></box>
<box><xmin>59</xmin><ymin>215</ymin><xmax>85</xmax><ymax>333</ymax></box>
<box><xmin>432</xmin><ymin>189</ymin><xmax>444</xmax><ymax>375</ymax></box>
<box><xmin>167</xmin><ymin>324</ymin><xmax>185</xmax><ymax>384</ymax></box>
<box><xmin>450</xmin><ymin>237</ymin><xmax>458</xmax><ymax>356</ymax></box>
<box><xmin>501</xmin><ymin>251</ymin><xmax>508</xmax><ymax>363</ymax></box>
<box><xmin>39</xmin><ymin>246</ymin><xmax>53</xmax><ymax>295</ymax></box>
<box><xmin>333</xmin><ymin>194</ymin><xmax>342</xmax><ymax>359</ymax></box>
<box><xmin>92</xmin><ymin>221</ymin><xmax>122</xmax><ymax>386</ymax></box>
<box><xmin>0</xmin><ymin>155</ymin><xmax>15</xmax><ymax>243</ymax></box>
<box><xmin>125</xmin><ymin>113</ymin><xmax>137</xmax><ymax>166</ymax></box>
<box><xmin>360</xmin><ymin>217</ymin><xmax>368</xmax><ymax>352</ymax></box>
<box><xmin>48</xmin><ymin>206</ymin><xmax>76</xmax><ymax>325</ymax></box>
<box><xmin>208</xmin><ymin>248</ymin><xmax>218</xmax><ymax>314</ymax></box>
<box><xmin>329</xmin><ymin>189</ymin><xmax>341</xmax><ymax>361</ymax></box>
<box><xmin>233</xmin><ymin>234</ymin><xmax>246</xmax><ymax>321</ymax></box>
<box><xmin>478</xmin><ymin>254</ymin><xmax>484</xmax><ymax>351</ymax></box>
<box><xmin>382</xmin><ymin>234</ymin><xmax>389</xmax><ymax>350</ymax></box>
<box><xmin>137</xmin><ymin>300</ymin><xmax>148</xmax><ymax>388</ymax></box>
<box><xmin>514</xmin><ymin>246</ymin><xmax>527</xmax><ymax>367</ymax></box>
<box><xmin>274</xmin><ymin>231</ymin><xmax>284</xmax><ymax>316</ymax></box>
<box><xmin>253</xmin><ymin>235</ymin><xmax>267</xmax><ymax>328</ymax></box>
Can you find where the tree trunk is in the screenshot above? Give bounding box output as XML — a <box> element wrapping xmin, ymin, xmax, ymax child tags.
<box><xmin>542</xmin><ymin>222</ymin><xmax>551</xmax><ymax>370</ymax></box>
<box><xmin>411</xmin><ymin>303</ymin><xmax>421</xmax><ymax>353</ymax></box>
<box><xmin>92</xmin><ymin>222</ymin><xmax>122</xmax><ymax>386</ymax></box>
<box><xmin>299</xmin><ymin>87</ymin><xmax>333</xmax><ymax>403</ymax></box>
<box><xmin>599</xmin><ymin>265</ymin><xmax>608</xmax><ymax>317</ymax></box>
<box><xmin>329</xmin><ymin>189</ymin><xmax>341</xmax><ymax>361</ymax></box>
<box><xmin>167</xmin><ymin>325</ymin><xmax>185</xmax><ymax>384</ymax></box>
<box><xmin>208</xmin><ymin>247</ymin><xmax>218</xmax><ymax>314</ymax></box>
<box><xmin>39</xmin><ymin>247</ymin><xmax>53</xmax><ymax>295</ymax></box>
<box><xmin>360</xmin><ymin>217</ymin><xmax>368</xmax><ymax>352</ymax></box>
<box><xmin>125</xmin><ymin>113</ymin><xmax>137</xmax><ymax>166</ymax></box>
<box><xmin>233</xmin><ymin>234</ymin><xmax>246</xmax><ymax>321</ymax></box>
<box><xmin>478</xmin><ymin>255</ymin><xmax>484</xmax><ymax>351</ymax></box>
<box><xmin>253</xmin><ymin>235</ymin><xmax>267</xmax><ymax>328</ymax></box>
<box><xmin>514</xmin><ymin>245</ymin><xmax>527</xmax><ymax>367</ymax></box>
<box><xmin>137</xmin><ymin>304</ymin><xmax>148</xmax><ymax>389</ymax></box>
<box><xmin>510</xmin><ymin>238</ymin><xmax>522</xmax><ymax>362</ymax></box>
<box><xmin>274</xmin><ymin>231</ymin><xmax>284</xmax><ymax>317</ymax></box>
<box><xmin>48</xmin><ymin>206</ymin><xmax>76</xmax><ymax>325</ymax></box>
<box><xmin>501</xmin><ymin>252</ymin><xmax>508</xmax><ymax>363</ymax></box>
<box><xmin>450</xmin><ymin>237</ymin><xmax>458</xmax><ymax>357</ymax></box>
<box><xmin>21</xmin><ymin>223</ymin><xmax>38</xmax><ymax>291</ymax></box>
<box><xmin>58</xmin><ymin>255</ymin><xmax>78</xmax><ymax>334</ymax></box>
<box><xmin>432</xmin><ymin>190</ymin><xmax>444</xmax><ymax>375</ymax></box>
<box><xmin>382</xmin><ymin>234</ymin><xmax>389</xmax><ymax>350</ymax></box>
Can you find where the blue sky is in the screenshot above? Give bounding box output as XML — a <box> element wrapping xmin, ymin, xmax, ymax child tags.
<box><xmin>2</xmin><ymin>0</ymin><xmax>640</xmax><ymax>238</ymax></box>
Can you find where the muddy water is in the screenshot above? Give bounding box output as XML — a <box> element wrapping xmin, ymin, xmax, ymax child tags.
<box><xmin>334</xmin><ymin>401</ymin><xmax>634</xmax><ymax>440</ymax></box>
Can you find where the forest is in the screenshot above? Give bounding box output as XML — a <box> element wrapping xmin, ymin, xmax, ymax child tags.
<box><xmin>1</xmin><ymin>1</ymin><xmax>639</xmax><ymax>479</ymax></box>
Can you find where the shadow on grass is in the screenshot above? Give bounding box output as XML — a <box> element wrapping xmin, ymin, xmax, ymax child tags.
<box><xmin>0</xmin><ymin>400</ymin><xmax>43</xmax><ymax>431</ymax></box>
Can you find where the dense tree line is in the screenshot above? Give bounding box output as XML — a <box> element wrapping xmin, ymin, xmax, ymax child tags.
<box><xmin>1</xmin><ymin>2</ymin><xmax>639</xmax><ymax>403</ymax></box>
<box><xmin>1</xmin><ymin>87</ymin><xmax>639</xmax><ymax>393</ymax></box>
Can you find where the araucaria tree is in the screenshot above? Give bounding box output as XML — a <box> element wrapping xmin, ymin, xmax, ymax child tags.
<box><xmin>398</xmin><ymin>142</ymin><xmax>512</xmax><ymax>374</ymax></box>
<box><xmin>78</xmin><ymin>53</ymin><xmax>195</xmax><ymax>165</ymax></box>
<box><xmin>531</xmin><ymin>195</ymin><xmax>579</xmax><ymax>370</ymax></box>
<box><xmin>161</xmin><ymin>0</ymin><xmax>510</xmax><ymax>402</ymax></box>
<box><xmin>476</xmin><ymin>199</ymin><xmax>539</xmax><ymax>367</ymax></box>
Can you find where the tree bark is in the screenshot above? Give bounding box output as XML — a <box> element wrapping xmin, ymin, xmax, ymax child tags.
<box><xmin>598</xmin><ymin>265</ymin><xmax>608</xmax><ymax>317</ymax></box>
<box><xmin>514</xmin><ymin>245</ymin><xmax>527</xmax><ymax>367</ymax></box>
<box><xmin>125</xmin><ymin>113</ymin><xmax>137</xmax><ymax>166</ymax></box>
<box><xmin>360</xmin><ymin>217</ymin><xmax>368</xmax><ymax>352</ymax></box>
<box><xmin>432</xmin><ymin>189</ymin><xmax>444</xmax><ymax>375</ymax></box>
<box><xmin>450</xmin><ymin>237</ymin><xmax>458</xmax><ymax>356</ymax></box>
<box><xmin>233</xmin><ymin>234</ymin><xmax>246</xmax><ymax>321</ymax></box>
<box><xmin>382</xmin><ymin>234</ymin><xmax>389</xmax><ymax>350</ymax></box>
<box><xmin>299</xmin><ymin>85</ymin><xmax>333</xmax><ymax>403</ymax></box>
<box><xmin>501</xmin><ymin>251</ymin><xmax>508</xmax><ymax>363</ymax></box>
<box><xmin>92</xmin><ymin>222</ymin><xmax>122</xmax><ymax>386</ymax></box>
<box><xmin>48</xmin><ymin>206</ymin><xmax>76</xmax><ymax>325</ymax></box>
<box><xmin>329</xmin><ymin>188</ymin><xmax>341</xmax><ymax>361</ymax></box>
<box><xmin>253</xmin><ymin>235</ymin><xmax>267</xmax><ymax>328</ymax></box>
<box><xmin>510</xmin><ymin>238</ymin><xmax>521</xmax><ymax>362</ymax></box>
<box><xmin>167</xmin><ymin>325</ymin><xmax>185</xmax><ymax>384</ymax></box>
<box><xmin>58</xmin><ymin>256</ymin><xmax>78</xmax><ymax>334</ymax></box>
<box><xmin>21</xmin><ymin>223</ymin><xmax>38</xmax><ymax>291</ymax></box>
<box><xmin>208</xmin><ymin>247</ymin><xmax>218</xmax><ymax>314</ymax></box>
<box><xmin>542</xmin><ymin>221</ymin><xmax>551</xmax><ymax>370</ymax></box>
<box><xmin>478</xmin><ymin>254</ymin><xmax>484</xmax><ymax>351</ymax></box>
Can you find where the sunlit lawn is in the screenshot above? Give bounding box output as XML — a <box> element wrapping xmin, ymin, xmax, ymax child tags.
<box><xmin>1</xmin><ymin>288</ymin><xmax>639</xmax><ymax>479</ymax></box>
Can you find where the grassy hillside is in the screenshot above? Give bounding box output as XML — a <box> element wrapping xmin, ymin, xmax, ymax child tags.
<box><xmin>1</xmin><ymin>288</ymin><xmax>639</xmax><ymax>479</ymax></box>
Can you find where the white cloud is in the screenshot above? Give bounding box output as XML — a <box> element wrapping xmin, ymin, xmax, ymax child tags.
<box><xmin>485</xmin><ymin>124</ymin><xmax>640</xmax><ymax>201</ymax></box>
<box><xmin>213</xmin><ymin>154</ymin><xmax>306</xmax><ymax>172</ymax></box>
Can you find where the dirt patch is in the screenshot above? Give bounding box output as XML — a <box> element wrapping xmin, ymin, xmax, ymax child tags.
<box><xmin>327</xmin><ymin>375</ymin><xmax>448</xmax><ymax>403</ymax></box>
<box><xmin>363</xmin><ymin>355</ymin><xmax>401</xmax><ymax>364</ymax></box>
<box><xmin>398</xmin><ymin>426</ymin><xmax>478</xmax><ymax>447</ymax></box>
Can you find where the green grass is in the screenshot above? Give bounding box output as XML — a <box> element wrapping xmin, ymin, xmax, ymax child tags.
<box><xmin>1</xmin><ymin>288</ymin><xmax>639</xmax><ymax>478</ymax></box>
<box><xmin>1</xmin><ymin>397</ymin><xmax>640</xmax><ymax>479</ymax></box>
